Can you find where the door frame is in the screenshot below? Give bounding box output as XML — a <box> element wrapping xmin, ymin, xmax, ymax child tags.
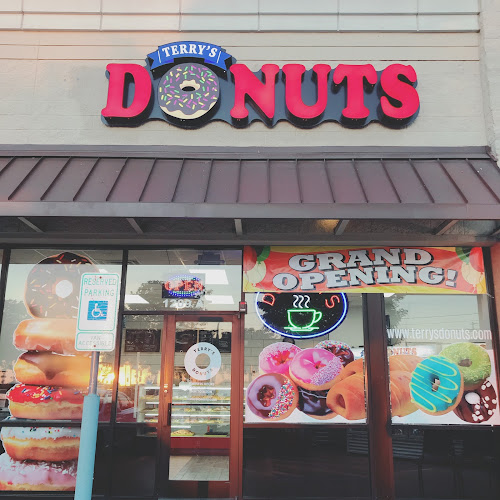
<box><xmin>143</xmin><ymin>310</ymin><xmax>243</xmax><ymax>499</ymax></box>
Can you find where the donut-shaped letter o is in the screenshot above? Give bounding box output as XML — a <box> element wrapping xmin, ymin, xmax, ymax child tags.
<box><xmin>102</xmin><ymin>63</ymin><xmax>152</xmax><ymax>119</ymax></box>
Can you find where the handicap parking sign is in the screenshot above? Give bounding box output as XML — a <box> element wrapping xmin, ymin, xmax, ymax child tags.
<box><xmin>87</xmin><ymin>300</ymin><xmax>108</xmax><ymax>321</ymax></box>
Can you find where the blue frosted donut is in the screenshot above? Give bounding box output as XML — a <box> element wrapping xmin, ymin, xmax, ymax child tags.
<box><xmin>410</xmin><ymin>355</ymin><xmax>463</xmax><ymax>415</ymax></box>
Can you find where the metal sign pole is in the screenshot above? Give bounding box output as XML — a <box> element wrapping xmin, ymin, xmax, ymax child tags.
<box><xmin>74</xmin><ymin>351</ymin><xmax>100</xmax><ymax>500</ymax></box>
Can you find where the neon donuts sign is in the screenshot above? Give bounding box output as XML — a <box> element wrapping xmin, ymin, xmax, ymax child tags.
<box><xmin>102</xmin><ymin>40</ymin><xmax>419</xmax><ymax>130</ymax></box>
<box><xmin>256</xmin><ymin>292</ymin><xmax>348</xmax><ymax>340</ymax></box>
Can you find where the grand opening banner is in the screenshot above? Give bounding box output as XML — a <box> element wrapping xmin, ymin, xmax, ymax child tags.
<box><xmin>243</xmin><ymin>246</ymin><xmax>486</xmax><ymax>295</ymax></box>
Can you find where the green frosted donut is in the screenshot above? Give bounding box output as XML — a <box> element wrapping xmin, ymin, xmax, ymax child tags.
<box><xmin>440</xmin><ymin>343</ymin><xmax>491</xmax><ymax>390</ymax></box>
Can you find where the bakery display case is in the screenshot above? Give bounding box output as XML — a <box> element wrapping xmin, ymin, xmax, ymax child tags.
<box><xmin>137</xmin><ymin>385</ymin><xmax>230</xmax><ymax>442</ymax></box>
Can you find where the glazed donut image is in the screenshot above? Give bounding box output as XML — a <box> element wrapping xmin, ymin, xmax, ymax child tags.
<box><xmin>440</xmin><ymin>342</ymin><xmax>491</xmax><ymax>390</ymax></box>
<box><xmin>246</xmin><ymin>373</ymin><xmax>298</xmax><ymax>420</ymax></box>
<box><xmin>410</xmin><ymin>355</ymin><xmax>464</xmax><ymax>415</ymax></box>
<box><xmin>297</xmin><ymin>387</ymin><xmax>336</xmax><ymax>420</ymax></box>
<box><xmin>0</xmin><ymin>454</ymin><xmax>76</xmax><ymax>491</ymax></box>
<box><xmin>389</xmin><ymin>354</ymin><xmax>423</xmax><ymax>373</ymax></box>
<box><xmin>259</xmin><ymin>342</ymin><xmax>301</xmax><ymax>376</ymax></box>
<box><xmin>389</xmin><ymin>370</ymin><xmax>419</xmax><ymax>417</ymax></box>
<box><xmin>315</xmin><ymin>340</ymin><xmax>354</xmax><ymax>367</ymax></box>
<box><xmin>326</xmin><ymin>372</ymin><xmax>366</xmax><ymax>420</ymax></box>
<box><xmin>1</xmin><ymin>426</ymin><xmax>80</xmax><ymax>462</ymax></box>
<box><xmin>158</xmin><ymin>63</ymin><xmax>220</xmax><ymax>120</ymax></box>
<box><xmin>289</xmin><ymin>348</ymin><xmax>343</xmax><ymax>391</ymax></box>
<box><xmin>454</xmin><ymin>380</ymin><xmax>498</xmax><ymax>423</ymax></box>
<box><xmin>7</xmin><ymin>385</ymin><xmax>84</xmax><ymax>420</ymax></box>
<box><xmin>331</xmin><ymin>357</ymin><xmax>364</xmax><ymax>385</ymax></box>
<box><xmin>14</xmin><ymin>352</ymin><xmax>90</xmax><ymax>388</ymax></box>
<box><xmin>25</xmin><ymin>252</ymin><xmax>97</xmax><ymax>319</ymax></box>
<box><xmin>14</xmin><ymin>318</ymin><xmax>79</xmax><ymax>356</ymax></box>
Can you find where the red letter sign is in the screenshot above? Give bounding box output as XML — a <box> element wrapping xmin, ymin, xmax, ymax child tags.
<box><xmin>102</xmin><ymin>64</ymin><xmax>152</xmax><ymax>119</ymax></box>
<box><xmin>230</xmin><ymin>64</ymin><xmax>279</xmax><ymax>120</ymax></box>
<box><xmin>333</xmin><ymin>64</ymin><xmax>377</xmax><ymax>120</ymax></box>
<box><xmin>283</xmin><ymin>64</ymin><xmax>331</xmax><ymax>119</ymax></box>
<box><xmin>380</xmin><ymin>64</ymin><xmax>419</xmax><ymax>120</ymax></box>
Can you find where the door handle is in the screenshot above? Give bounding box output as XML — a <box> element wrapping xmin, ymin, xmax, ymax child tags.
<box><xmin>167</xmin><ymin>403</ymin><xmax>172</xmax><ymax>427</ymax></box>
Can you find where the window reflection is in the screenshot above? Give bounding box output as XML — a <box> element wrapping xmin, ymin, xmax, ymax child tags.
<box><xmin>125</xmin><ymin>249</ymin><xmax>242</xmax><ymax>312</ymax></box>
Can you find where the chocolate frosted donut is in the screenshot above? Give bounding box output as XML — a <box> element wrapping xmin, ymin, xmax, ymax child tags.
<box><xmin>315</xmin><ymin>340</ymin><xmax>354</xmax><ymax>367</ymax></box>
<box><xmin>298</xmin><ymin>387</ymin><xmax>336</xmax><ymax>420</ymax></box>
<box><xmin>158</xmin><ymin>63</ymin><xmax>220</xmax><ymax>120</ymax></box>
<box><xmin>25</xmin><ymin>252</ymin><xmax>97</xmax><ymax>319</ymax></box>
<box><xmin>454</xmin><ymin>380</ymin><xmax>497</xmax><ymax>423</ymax></box>
<box><xmin>246</xmin><ymin>373</ymin><xmax>298</xmax><ymax>421</ymax></box>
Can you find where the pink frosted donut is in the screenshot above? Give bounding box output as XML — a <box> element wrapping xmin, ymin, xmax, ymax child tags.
<box><xmin>259</xmin><ymin>342</ymin><xmax>301</xmax><ymax>375</ymax></box>
<box><xmin>289</xmin><ymin>348</ymin><xmax>343</xmax><ymax>391</ymax></box>
<box><xmin>315</xmin><ymin>340</ymin><xmax>354</xmax><ymax>367</ymax></box>
<box><xmin>246</xmin><ymin>373</ymin><xmax>298</xmax><ymax>421</ymax></box>
<box><xmin>0</xmin><ymin>454</ymin><xmax>77</xmax><ymax>491</ymax></box>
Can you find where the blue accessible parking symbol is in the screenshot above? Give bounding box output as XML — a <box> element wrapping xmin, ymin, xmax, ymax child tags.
<box><xmin>87</xmin><ymin>301</ymin><xmax>108</xmax><ymax>321</ymax></box>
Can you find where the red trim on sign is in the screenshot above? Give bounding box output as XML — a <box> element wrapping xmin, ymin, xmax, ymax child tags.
<box><xmin>101</xmin><ymin>64</ymin><xmax>152</xmax><ymax>119</ymax></box>
<box><xmin>333</xmin><ymin>64</ymin><xmax>378</xmax><ymax>120</ymax></box>
<box><xmin>283</xmin><ymin>64</ymin><xmax>331</xmax><ymax>119</ymax></box>
<box><xmin>380</xmin><ymin>64</ymin><xmax>420</xmax><ymax>120</ymax></box>
<box><xmin>230</xmin><ymin>64</ymin><xmax>280</xmax><ymax>120</ymax></box>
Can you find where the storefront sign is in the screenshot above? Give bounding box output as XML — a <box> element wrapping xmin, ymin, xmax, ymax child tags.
<box><xmin>255</xmin><ymin>292</ymin><xmax>348</xmax><ymax>339</ymax></box>
<box><xmin>243</xmin><ymin>246</ymin><xmax>486</xmax><ymax>294</ymax></box>
<box><xmin>102</xmin><ymin>41</ymin><xmax>419</xmax><ymax>130</ymax></box>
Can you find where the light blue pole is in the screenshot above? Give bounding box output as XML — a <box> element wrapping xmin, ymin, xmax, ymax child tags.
<box><xmin>75</xmin><ymin>352</ymin><xmax>100</xmax><ymax>500</ymax></box>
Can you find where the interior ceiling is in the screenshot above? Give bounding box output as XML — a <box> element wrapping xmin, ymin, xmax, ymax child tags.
<box><xmin>0</xmin><ymin>217</ymin><xmax>498</xmax><ymax>247</ymax></box>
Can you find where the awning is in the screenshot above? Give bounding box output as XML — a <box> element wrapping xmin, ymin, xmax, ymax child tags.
<box><xmin>0</xmin><ymin>147</ymin><xmax>499</xmax><ymax>220</ymax></box>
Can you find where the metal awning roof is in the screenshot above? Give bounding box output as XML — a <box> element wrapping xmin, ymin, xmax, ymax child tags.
<box><xmin>0</xmin><ymin>147</ymin><xmax>499</xmax><ymax>220</ymax></box>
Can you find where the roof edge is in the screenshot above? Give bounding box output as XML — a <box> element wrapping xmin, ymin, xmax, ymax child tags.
<box><xmin>0</xmin><ymin>145</ymin><xmax>493</xmax><ymax>160</ymax></box>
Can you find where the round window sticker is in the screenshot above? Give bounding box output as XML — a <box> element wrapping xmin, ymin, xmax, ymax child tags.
<box><xmin>184</xmin><ymin>342</ymin><xmax>222</xmax><ymax>381</ymax></box>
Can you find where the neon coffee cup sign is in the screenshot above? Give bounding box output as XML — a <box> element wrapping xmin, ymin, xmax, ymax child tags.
<box><xmin>256</xmin><ymin>292</ymin><xmax>348</xmax><ymax>340</ymax></box>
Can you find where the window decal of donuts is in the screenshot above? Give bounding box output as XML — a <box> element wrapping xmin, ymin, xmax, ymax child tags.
<box><xmin>101</xmin><ymin>41</ymin><xmax>420</xmax><ymax>130</ymax></box>
<box><xmin>388</xmin><ymin>343</ymin><xmax>499</xmax><ymax>425</ymax></box>
<box><xmin>246</xmin><ymin>341</ymin><xmax>364</xmax><ymax>422</ymax></box>
<box><xmin>0</xmin><ymin>252</ymin><xmax>101</xmax><ymax>491</ymax></box>
<box><xmin>255</xmin><ymin>292</ymin><xmax>348</xmax><ymax>340</ymax></box>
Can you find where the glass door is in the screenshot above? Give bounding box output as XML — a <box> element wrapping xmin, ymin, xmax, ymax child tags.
<box><xmin>159</xmin><ymin>313</ymin><xmax>240</xmax><ymax>499</ymax></box>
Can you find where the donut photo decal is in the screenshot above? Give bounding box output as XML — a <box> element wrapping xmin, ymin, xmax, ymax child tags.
<box><xmin>387</xmin><ymin>342</ymin><xmax>500</xmax><ymax>425</ymax></box>
<box><xmin>0</xmin><ymin>251</ymin><xmax>108</xmax><ymax>491</ymax></box>
<box><xmin>255</xmin><ymin>292</ymin><xmax>348</xmax><ymax>340</ymax></box>
<box><xmin>245</xmin><ymin>341</ymin><xmax>365</xmax><ymax>424</ymax></box>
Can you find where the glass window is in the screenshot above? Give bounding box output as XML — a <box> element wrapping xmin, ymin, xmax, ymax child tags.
<box><xmin>125</xmin><ymin>249</ymin><xmax>242</xmax><ymax>312</ymax></box>
<box><xmin>243</xmin><ymin>292</ymin><xmax>369</xmax><ymax>498</ymax></box>
<box><xmin>0</xmin><ymin>249</ymin><xmax>123</xmax><ymax>421</ymax></box>
<box><xmin>385</xmin><ymin>294</ymin><xmax>500</xmax><ymax>499</ymax></box>
<box><xmin>0</xmin><ymin>249</ymin><xmax>123</xmax><ymax>492</ymax></box>
<box><xmin>244</xmin><ymin>292</ymin><xmax>365</xmax><ymax>424</ymax></box>
<box><xmin>117</xmin><ymin>314</ymin><xmax>163</xmax><ymax>424</ymax></box>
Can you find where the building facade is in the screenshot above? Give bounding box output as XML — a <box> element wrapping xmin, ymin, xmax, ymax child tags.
<box><xmin>0</xmin><ymin>1</ymin><xmax>500</xmax><ymax>499</ymax></box>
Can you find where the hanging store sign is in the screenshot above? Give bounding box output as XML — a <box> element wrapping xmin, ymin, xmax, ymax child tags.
<box><xmin>102</xmin><ymin>41</ymin><xmax>419</xmax><ymax>130</ymax></box>
<box><xmin>162</xmin><ymin>274</ymin><xmax>205</xmax><ymax>299</ymax></box>
<box><xmin>243</xmin><ymin>246</ymin><xmax>486</xmax><ymax>294</ymax></box>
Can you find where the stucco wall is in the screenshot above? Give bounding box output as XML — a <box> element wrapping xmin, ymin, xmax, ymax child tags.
<box><xmin>480</xmin><ymin>0</ymin><xmax>500</xmax><ymax>159</ymax></box>
<box><xmin>0</xmin><ymin>0</ymin><xmax>491</xmax><ymax>150</ymax></box>
<box><xmin>0</xmin><ymin>31</ymin><xmax>486</xmax><ymax>148</ymax></box>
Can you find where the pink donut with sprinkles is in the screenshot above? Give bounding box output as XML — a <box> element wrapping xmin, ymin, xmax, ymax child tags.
<box><xmin>315</xmin><ymin>340</ymin><xmax>354</xmax><ymax>367</ymax></box>
<box><xmin>259</xmin><ymin>342</ymin><xmax>301</xmax><ymax>376</ymax></box>
<box><xmin>289</xmin><ymin>348</ymin><xmax>343</xmax><ymax>391</ymax></box>
<box><xmin>158</xmin><ymin>63</ymin><xmax>219</xmax><ymax>120</ymax></box>
<box><xmin>246</xmin><ymin>373</ymin><xmax>298</xmax><ymax>421</ymax></box>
